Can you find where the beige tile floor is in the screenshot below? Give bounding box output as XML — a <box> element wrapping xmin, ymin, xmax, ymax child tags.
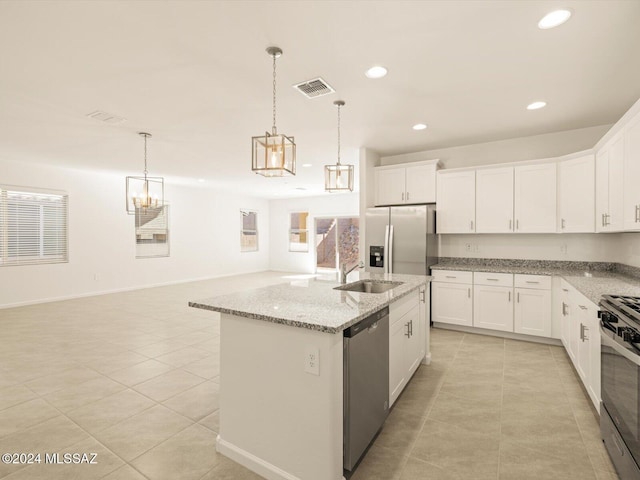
<box><xmin>0</xmin><ymin>271</ymin><xmax>619</xmax><ymax>480</ymax></box>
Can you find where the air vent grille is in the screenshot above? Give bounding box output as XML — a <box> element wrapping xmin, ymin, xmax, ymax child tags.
<box><xmin>293</xmin><ymin>78</ymin><xmax>335</xmax><ymax>99</ymax></box>
<box><xmin>86</xmin><ymin>110</ymin><xmax>127</xmax><ymax>124</ymax></box>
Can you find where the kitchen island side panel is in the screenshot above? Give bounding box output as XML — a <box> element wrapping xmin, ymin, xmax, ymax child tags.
<box><xmin>218</xmin><ymin>313</ymin><xmax>344</xmax><ymax>480</ymax></box>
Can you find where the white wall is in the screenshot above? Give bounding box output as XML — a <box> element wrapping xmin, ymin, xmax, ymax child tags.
<box><xmin>439</xmin><ymin>234</ymin><xmax>619</xmax><ymax>263</ymax></box>
<box><xmin>380</xmin><ymin>125</ymin><xmax>611</xmax><ymax>170</ymax></box>
<box><xmin>616</xmin><ymin>233</ymin><xmax>640</xmax><ymax>268</ymax></box>
<box><xmin>0</xmin><ymin>159</ymin><xmax>269</xmax><ymax>308</ymax></box>
<box><xmin>269</xmin><ymin>193</ymin><xmax>359</xmax><ymax>273</ymax></box>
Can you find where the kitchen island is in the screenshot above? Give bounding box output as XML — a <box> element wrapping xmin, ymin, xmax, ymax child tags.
<box><xmin>189</xmin><ymin>272</ymin><xmax>430</xmax><ymax>480</ymax></box>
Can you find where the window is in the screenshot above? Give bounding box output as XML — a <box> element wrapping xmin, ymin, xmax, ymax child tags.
<box><xmin>135</xmin><ymin>205</ymin><xmax>169</xmax><ymax>258</ymax></box>
<box><xmin>289</xmin><ymin>212</ymin><xmax>309</xmax><ymax>252</ymax></box>
<box><xmin>315</xmin><ymin>216</ymin><xmax>359</xmax><ymax>271</ymax></box>
<box><xmin>241</xmin><ymin>210</ymin><xmax>258</xmax><ymax>252</ymax></box>
<box><xmin>0</xmin><ymin>186</ymin><xmax>68</xmax><ymax>266</ymax></box>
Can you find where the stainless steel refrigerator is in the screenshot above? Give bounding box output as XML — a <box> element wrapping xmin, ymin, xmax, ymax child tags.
<box><xmin>365</xmin><ymin>204</ymin><xmax>438</xmax><ymax>275</ymax></box>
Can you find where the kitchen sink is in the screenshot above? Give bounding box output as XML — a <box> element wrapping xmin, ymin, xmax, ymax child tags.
<box><xmin>335</xmin><ymin>280</ymin><xmax>403</xmax><ymax>294</ymax></box>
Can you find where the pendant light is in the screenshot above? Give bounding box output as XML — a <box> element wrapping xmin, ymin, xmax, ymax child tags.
<box><xmin>324</xmin><ymin>100</ymin><xmax>354</xmax><ymax>192</ymax></box>
<box><xmin>252</xmin><ymin>46</ymin><xmax>296</xmax><ymax>177</ymax></box>
<box><xmin>125</xmin><ymin>132</ymin><xmax>164</xmax><ymax>214</ymax></box>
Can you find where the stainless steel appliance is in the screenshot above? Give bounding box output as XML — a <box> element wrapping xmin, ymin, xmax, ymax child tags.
<box><xmin>599</xmin><ymin>294</ymin><xmax>640</xmax><ymax>480</ymax></box>
<box><xmin>343</xmin><ymin>307</ymin><xmax>389</xmax><ymax>472</ymax></box>
<box><xmin>365</xmin><ymin>205</ymin><xmax>437</xmax><ymax>275</ymax></box>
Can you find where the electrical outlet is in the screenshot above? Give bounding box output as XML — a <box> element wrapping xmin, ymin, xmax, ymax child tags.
<box><xmin>560</xmin><ymin>244</ymin><xmax>568</xmax><ymax>254</ymax></box>
<box><xmin>304</xmin><ymin>346</ymin><xmax>320</xmax><ymax>376</ymax></box>
<box><xmin>93</xmin><ymin>274</ymin><xmax>99</xmax><ymax>281</ymax></box>
<box><xmin>465</xmin><ymin>243</ymin><xmax>472</xmax><ymax>252</ymax></box>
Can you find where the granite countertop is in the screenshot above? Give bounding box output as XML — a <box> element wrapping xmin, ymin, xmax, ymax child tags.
<box><xmin>432</xmin><ymin>260</ymin><xmax>640</xmax><ymax>306</ymax></box>
<box><xmin>189</xmin><ymin>272</ymin><xmax>429</xmax><ymax>334</ymax></box>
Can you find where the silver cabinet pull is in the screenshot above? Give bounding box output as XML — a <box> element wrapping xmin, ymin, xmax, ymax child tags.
<box><xmin>410</xmin><ymin>319</ymin><xmax>413</xmax><ymax>336</ymax></box>
<box><xmin>468</xmin><ymin>288</ymin><xmax>471</xmax><ymax>298</ymax></box>
<box><xmin>578</xmin><ymin>305</ymin><xmax>587</xmax><ymax>310</ymax></box>
<box><xmin>526</xmin><ymin>281</ymin><xmax>540</xmax><ymax>284</ymax></box>
<box><xmin>470</xmin><ymin>220</ymin><xmax>474</xmax><ymax>230</ymax></box>
<box><xmin>516</xmin><ymin>219</ymin><xmax>519</xmax><ymax>230</ymax></box>
<box><xmin>561</xmin><ymin>218</ymin><xmax>566</xmax><ymax>229</ymax></box>
<box><xmin>636</xmin><ymin>205</ymin><xmax>640</xmax><ymax>223</ymax></box>
<box><xmin>509</xmin><ymin>219</ymin><xmax>512</xmax><ymax>230</ymax></box>
<box><xmin>580</xmin><ymin>323</ymin><xmax>589</xmax><ymax>341</ymax></box>
<box><xmin>405</xmin><ymin>321</ymin><xmax>411</xmax><ymax>338</ymax></box>
<box><xmin>517</xmin><ymin>292</ymin><xmax>520</xmax><ymax>303</ymax></box>
<box><xmin>562</xmin><ymin>302</ymin><xmax>567</xmax><ymax>316</ymax></box>
<box><xmin>445</xmin><ymin>275</ymin><xmax>457</xmax><ymax>279</ymax></box>
<box><xmin>487</xmin><ymin>278</ymin><xmax>499</xmax><ymax>281</ymax></box>
<box><xmin>562</xmin><ymin>288</ymin><xmax>569</xmax><ymax>292</ymax></box>
<box><xmin>407</xmin><ymin>192</ymin><xmax>410</xmax><ymax>201</ymax></box>
<box><xmin>420</xmin><ymin>289</ymin><xmax>425</xmax><ymax>303</ymax></box>
<box><xmin>401</xmin><ymin>192</ymin><xmax>404</xmax><ymax>201</ymax></box>
<box><xmin>508</xmin><ymin>291</ymin><xmax>511</xmax><ymax>302</ymax></box>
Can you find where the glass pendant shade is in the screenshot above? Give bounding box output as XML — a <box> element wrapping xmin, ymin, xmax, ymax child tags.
<box><xmin>126</xmin><ymin>175</ymin><xmax>164</xmax><ymax>213</ymax></box>
<box><xmin>126</xmin><ymin>132</ymin><xmax>164</xmax><ymax>214</ymax></box>
<box><xmin>324</xmin><ymin>164</ymin><xmax>354</xmax><ymax>192</ymax></box>
<box><xmin>252</xmin><ymin>130</ymin><xmax>296</xmax><ymax>177</ymax></box>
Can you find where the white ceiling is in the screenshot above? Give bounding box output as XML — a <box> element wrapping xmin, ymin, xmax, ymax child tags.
<box><xmin>1</xmin><ymin>0</ymin><xmax>639</xmax><ymax>199</ymax></box>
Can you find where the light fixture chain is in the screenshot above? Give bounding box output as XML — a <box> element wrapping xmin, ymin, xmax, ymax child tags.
<box><xmin>337</xmin><ymin>103</ymin><xmax>341</xmax><ymax>165</ymax></box>
<box><xmin>143</xmin><ymin>133</ymin><xmax>148</xmax><ymax>177</ymax></box>
<box><xmin>272</xmin><ymin>53</ymin><xmax>277</xmax><ymax>135</ymax></box>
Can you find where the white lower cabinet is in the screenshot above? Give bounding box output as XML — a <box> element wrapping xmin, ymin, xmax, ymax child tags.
<box><xmin>389</xmin><ymin>289</ymin><xmax>425</xmax><ymax>407</ymax></box>
<box><xmin>556</xmin><ymin>279</ymin><xmax>600</xmax><ymax>411</ymax></box>
<box><xmin>513</xmin><ymin>274</ymin><xmax>552</xmax><ymax>338</ymax></box>
<box><xmin>474</xmin><ymin>285</ymin><xmax>513</xmax><ymax>332</ymax></box>
<box><xmin>432</xmin><ymin>281</ymin><xmax>473</xmax><ymax>327</ymax></box>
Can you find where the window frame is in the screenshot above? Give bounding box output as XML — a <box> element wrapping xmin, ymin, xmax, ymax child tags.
<box><xmin>240</xmin><ymin>209</ymin><xmax>259</xmax><ymax>252</ymax></box>
<box><xmin>288</xmin><ymin>211</ymin><xmax>310</xmax><ymax>253</ymax></box>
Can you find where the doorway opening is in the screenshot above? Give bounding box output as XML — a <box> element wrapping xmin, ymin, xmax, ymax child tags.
<box><xmin>314</xmin><ymin>216</ymin><xmax>359</xmax><ymax>272</ymax></box>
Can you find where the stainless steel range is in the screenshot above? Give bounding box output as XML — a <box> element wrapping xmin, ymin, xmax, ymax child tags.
<box><xmin>599</xmin><ymin>294</ymin><xmax>640</xmax><ymax>480</ymax></box>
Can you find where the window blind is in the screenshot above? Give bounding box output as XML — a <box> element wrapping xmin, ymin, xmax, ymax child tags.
<box><xmin>0</xmin><ymin>187</ymin><xmax>68</xmax><ymax>266</ymax></box>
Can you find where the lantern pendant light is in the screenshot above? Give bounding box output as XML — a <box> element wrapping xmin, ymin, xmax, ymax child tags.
<box><xmin>125</xmin><ymin>132</ymin><xmax>164</xmax><ymax>214</ymax></box>
<box><xmin>324</xmin><ymin>100</ymin><xmax>354</xmax><ymax>192</ymax></box>
<box><xmin>251</xmin><ymin>46</ymin><xmax>296</xmax><ymax>177</ymax></box>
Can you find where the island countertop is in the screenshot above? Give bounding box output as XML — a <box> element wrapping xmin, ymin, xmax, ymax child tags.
<box><xmin>189</xmin><ymin>272</ymin><xmax>430</xmax><ymax>334</ymax></box>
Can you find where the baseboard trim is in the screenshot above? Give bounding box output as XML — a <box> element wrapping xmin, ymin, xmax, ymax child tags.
<box><xmin>421</xmin><ymin>352</ymin><xmax>432</xmax><ymax>365</ymax></box>
<box><xmin>0</xmin><ymin>269</ymin><xmax>270</xmax><ymax>309</ymax></box>
<box><xmin>216</xmin><ymin>435</ymin><xmax>301</xmax><ymax>480</ymax></box>
<box><xmin>432</xmin><ymin>323</ymin><xmax>562</xmax><ymax>346</ymax></box>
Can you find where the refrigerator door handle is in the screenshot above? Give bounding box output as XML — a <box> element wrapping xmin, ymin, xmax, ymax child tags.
<box><xmin>388</xmin><ymin>225</ymin><xmax>394</xmax><ymax>274</ymax></box>
<box><xmin>384</xmin><ymin>225</ymin><xmax>390</xmax><ymax>274</ymax></box>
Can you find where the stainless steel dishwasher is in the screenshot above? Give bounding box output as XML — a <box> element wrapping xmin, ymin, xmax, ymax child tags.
<box><xmin>343</xmin><ymin>306</ymin><xmax>389</xmax><ymax>471</ymax></box>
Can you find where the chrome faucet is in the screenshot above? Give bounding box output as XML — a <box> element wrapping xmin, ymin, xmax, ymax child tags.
<box><xmin>340</xmin><ymin>261</ymin><xmax>364</xmax><ymax>284</ymax></box>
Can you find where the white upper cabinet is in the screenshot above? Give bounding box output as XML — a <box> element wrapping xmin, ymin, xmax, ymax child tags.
<box><xmin>596</xmin><ymin>133</ymin><xmax>625</xmax><ymax>232</ymax></box>
<box><xmin>436</xmin><ymin>170</ymin><xmax>476</xmax><ymax>233</ymax></box>
<box><xmin>374</xmin><ymin>160</ymin><xmax>439</xmax><ymax>206</ymax></box>
<box><xmin>623</xmin><ymin>111</ymin><xmax>640</xmax><ymax>231</ymax></box>
<box><xmin>514</xmin><ymin>163</ymin><xmax>557</xmax><ymax>233</ymax></box>
<box><xmin>475</xmin><ymin>167</ymin><xmax>514</xmax><ymax>233</ymax></box>
<box><xmin>557</xmin><ymin>155</ymin><xmax>595</xmax><ymax>233</ymax></box>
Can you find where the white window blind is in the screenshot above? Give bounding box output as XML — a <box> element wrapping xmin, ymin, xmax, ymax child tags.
<box><xmin>0</xmin><ymin>187</ymin><xmax>68</xmax><ymax>266</ymax></box>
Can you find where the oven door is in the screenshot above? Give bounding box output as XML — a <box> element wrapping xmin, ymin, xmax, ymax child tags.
<box><xmin>601</xmin><ymin>322</ymin><xmax>640</xmax><ymax>467</ymax></box>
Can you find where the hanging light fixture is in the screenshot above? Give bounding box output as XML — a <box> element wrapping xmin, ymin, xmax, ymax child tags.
<box><xmin>252</xmin><ymin>46</ymin><xmax>296</xmax><ymax>177</ymax></box>
<box><xmin>325</xmin><ymin>100</ymin><xmax>354</xmax><ymax>192</ymax></box>
<box><xmin>125</xmin><ymin>132</ymin><xmax>164</xmax><ymax>214</ymax></box>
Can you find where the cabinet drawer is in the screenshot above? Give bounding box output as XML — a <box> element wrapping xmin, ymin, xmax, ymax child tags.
<box><xmin>514</xmin><ymin>274</ymin><xmax>551</xmax><ymax>290</ymax></box>
<box><xmin>390</xmin><ymin>290</ymin><xmax>419</xmax><ymax>326</ymax></box>
<box><xmin>431</xmin><ymin>270</ymin><xmax>473</xmax><ymax>284</ymax></box>
<box><xmin>474</xmin><ymin>272</ymin><xmax>513</xmax><ymax>287</ymax></box>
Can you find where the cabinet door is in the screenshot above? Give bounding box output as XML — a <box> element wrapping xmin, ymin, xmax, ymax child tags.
<box><xmin>575</xmin><ymin>302</ymin><xmax>591</xmax><ymax>383</ymax></box>
<box><xmin>514</xmin><ymin>288</ymin><xmax>551</xmax><ymax>337</ymax></box>
<box><xmin>389</xmin><ymin>317</ymin><xmax>407</xmax><ymax>407</ymax></box>
<box><xmin>375</xmin><ymin>168</ymin><xmax>406</xmax><ymax>206</ymax></box>
<box><xmin>432</xmin><ymin>282</ymin><xmax>473</xmax><ymax>326</ymax></box>
<box><xmin>514</xmin><ymin>164</ymin><xmax>557</xmax><ymax>233</ymax></box>
<box><xmin>624</xmin><ymin>112</ymin><xmax>640</xmax><ymax>231</ymax></box>
<box><xmin>595</xmin><ymin>148</ymin><xmax>610</xmax><ymax>232</ymax></box>
<box><xmin>419</xmin><ymin>286</ymin><xmax>429</xmax><ymax>364</ymax></box>
<box><xmin>436</xmin><ymin>171</ymin><xmax>476</xmax><ymax>233</ymax></box>
<box><xmin>608</xmin><ymin>134</ymin><xmax>625</xmax><ymax>231</ymax></box>
<box><xmin>406</xmin><ymin>164</ymin><xmax>436</xmax><ymax>204</ymax></box>
<box><xmin>559</xmin><ymin>283</ymin><xmax>572</xmax><ymax>355</ymax></box>
<box><xmin>558</xmin><ymin>155</ymin><xmax>595</xmax><ymax>233</ymax></box>
<box><xmin>587</xmin><ymin>303</ymin><xmax>601</xmax><ymax>410</ymax></box>
<box><xmin>473</xmin><ymin>285</ymin><xmax>513</xmax><ymax>332</ymax></box>
<box><xmin>476</xmin><ymin>167</ymin><xmax>514</xmax><ymax>233</ymax></box>
<box><xmin>405</xmin><ymin>305</ymin><xmax>422</xmax><ymax>378</ymax></box>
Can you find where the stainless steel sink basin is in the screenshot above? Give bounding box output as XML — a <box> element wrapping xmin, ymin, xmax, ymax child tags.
<box><xmin>335</xmin><ymin>280</ymin><xmax>403</xmax><ymax>294</ymax></box>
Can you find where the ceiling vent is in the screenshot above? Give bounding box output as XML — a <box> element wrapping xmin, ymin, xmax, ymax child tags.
<box><xmin>86</xmin><ymin>110</ymin><xmax>127</xmax><ymax>124</ymax></box>
<box><xmin>293</xmin><ymin>78</ymin><xmax>335</xmax><ymax>99</ymax></box>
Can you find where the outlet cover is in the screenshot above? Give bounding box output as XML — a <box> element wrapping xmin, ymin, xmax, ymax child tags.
<box><xmin>304</xmin><ymin>346</ymin><xmax>320</xmax><ymax>376</ymax></box>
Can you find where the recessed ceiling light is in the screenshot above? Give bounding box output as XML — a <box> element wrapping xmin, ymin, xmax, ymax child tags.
<box><xmin>295</xmin><ymin>187</ymin><xmax>307</xmax><ymax>191</ymax></box>
<box><xmin>365</xmin><ymin>66</ymin><xmax>388</xmax><ymax>79</ymax></box>
<box><xmin>527</xmin><ymin>101</ymin><xmax>547</xmax><ymax>110</ymax></box>
<box><xmin>197</xmin><ymin>178</ymin><xmax>205</xmax><ymax>183</ymax></box>
<box><xmin>538</xmin><ymin>9</ymin><xmax>572</xmax><ymax>29</ymax></box>
<box><xmin>302</xmin><ymin>163</ymin><xmax>312</xmax><ymax>167</ymax></box>
<box><xmin>412</xmin><ymin>123</ymin><xmax>428</xmax><ymax>131</ymax></box>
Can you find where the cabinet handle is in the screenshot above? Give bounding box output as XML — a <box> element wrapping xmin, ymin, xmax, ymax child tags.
<box><xmin>470</xmin><ymin>220</ymin><xmax>474</xmax><ymax>230</ymax></box>
<box><xmin>516</xmin><ymin>219</ymin><xmax>519</xmax><ymax>230</ymax></box>
<box><xmin>578</xmin><ymin>305</ymin><xmax>587</xmax><ymax>310</ymax></box>
<box><xmin>420</xmin><ymin>289</ymin><xmax>425</xmax><ymax>303</ymax></box>
<box><xmin>487</xmin><ymin>278</ymin><xmax>499</xmax><ymax>281</ymax></box>
<box><xmin>401</xmin><ymin>192</ymin><xmax>404</xmax><ymax>201</ymax></box>
<box><xmin>601</xmin><ymin>213</ymin><xmax>605</xmax><ymax>227</ymax></box>
<box><xmin>468</xmin><ymin>288</ymin><xmax>471</xmax><ymax>298</ymax></box>
<box><xmin>410</xmin><ymin>319</ymin><xmax>413</xmax><ymax>336</ymax></box>
<box><xmin>580</xmin><ymin>323</ymin><xmax>589</xmax><ymax>341</ymax></box>
<box><xmin>407</xmin><ymin>192</ymin><xmax>410</xmax><ymax>201</ymax></box>
<box><xmin>562</xmin><ymin>302</ymin><xmax>567</xmax><ymax>316</ymax></box>
<box><xmin>636</xmin><ymin>205</ymin><xmax>640</xmax><ymax>223</ymax></box>
<box><xmin>509</xmin><ymin>219</ymin><xmax>512</xmax><ymax>230</ymax></box>
<box><xmin>526</xmin><ymin>281</ymin><xmax>540</xmax><ymax>284</ymax></box>
<box><xmin>562</xmin><ymin>288</ymin><xmax>569</xmax><ymax>292</ymax></box>
<box><xmin>405</xmin><ymin>321</ymin><xmax>411</xmax><ymax>338</ymax></box>
<box><xmin>446</xmin><ymin>275</ymin><xmax>457</xmax><ymax>279</ymax></box>
<box><xmin>561</xmin><ymin>218</ymin><xmax>566</xmax><ymax>229</ymax></box>
<box><xmin>517</xmin><ymin>292</ymin><xmax>520</xmax><ymax>303</ymax></box>
<box><xmin>508</xmin><ymin>291</ymin><xmax>511</xmax><ymax>302</ymax></box>
<box><xmin>604</xmin><ymin>213</ymin><xmax>610</xmax><ymax>226</ymax></box>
